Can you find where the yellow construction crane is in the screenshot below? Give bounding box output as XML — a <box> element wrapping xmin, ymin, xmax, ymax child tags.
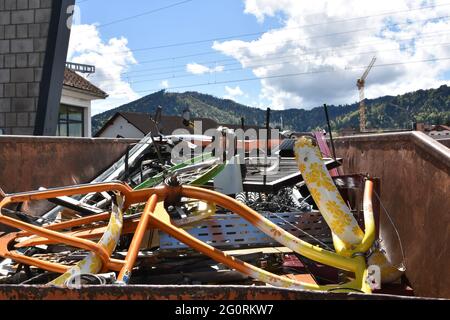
<box><xmin>357</xmin><ymin>57</ymin><xmax>376</xmax><ymax>132</ymax></box>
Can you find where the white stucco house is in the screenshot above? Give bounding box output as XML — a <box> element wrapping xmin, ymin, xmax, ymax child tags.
<box><xmin>58</xmin><ymin>69</ymin><xmax>108</xmax><ymax>137</ymax></box>
<box><xmin>95</xmin><ymin>112</ymin><xmax>219</xmax><ymax>139</ymax></box>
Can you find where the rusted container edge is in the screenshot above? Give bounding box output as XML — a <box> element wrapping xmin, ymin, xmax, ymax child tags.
<box><xmin>0</xmin><ymin>135</ymin><xmax>139</xmax><ymax>145</ymax></box>
<box><xmin>0</xmin><ymin>285</ymin><xmax>440</xmax><ymax>301</ymax></box>
<box><xmin>333</xmin><ymin>131</ymin><xmax>450</xmax><ymax>168</ymax></box>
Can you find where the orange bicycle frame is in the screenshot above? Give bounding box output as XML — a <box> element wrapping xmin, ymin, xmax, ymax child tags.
<box><xmin>0</xmin><ymin>180</ymin><xmax>375</xmax><ymax>292</ymax></box>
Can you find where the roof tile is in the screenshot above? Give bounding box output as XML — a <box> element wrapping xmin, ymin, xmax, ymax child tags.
<box><xmin>63</xmin><ymin>68</ymin><xmax>108</xmax><ymax>98</ymax></box>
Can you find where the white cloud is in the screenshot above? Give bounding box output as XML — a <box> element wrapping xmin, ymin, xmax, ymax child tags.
<box><xmin>224</xmin><ymin>85</ymin><xmax>244</xmax><ymax>100</ymax></box>
<box><xmin>186</xmin><ymin>63</ymin><xmax>225</xmax><ymax>75</ymax></box>
<box><xmin>161</xmin><ymin>80</ymin><xmax>170</xmax><ymax>89</ymax></box>
<box><xmin>243</xmin><ymin>0</ymin><xmax>292</xmax><ymax>23</ymax></box>
<box><xmin>67</xmin><ymin>24</ymin><xmax>140</xmax><ymax>115</ymax></box>
<box><xmin>213</xmin><ymin>0</ymin><xmax>450</xmax><ymax>109</ymax></box>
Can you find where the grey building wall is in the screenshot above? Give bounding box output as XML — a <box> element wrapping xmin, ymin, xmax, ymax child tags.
<box><xmin>0</xmin><ymin>0</ymin><xmax>53</xmax><ymax>135</ymax></box>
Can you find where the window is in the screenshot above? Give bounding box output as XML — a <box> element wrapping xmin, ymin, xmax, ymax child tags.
<box><xmin>57</xmin><ymin>105</ymin><xmax>84</xmax><ymax>137</ymax></box>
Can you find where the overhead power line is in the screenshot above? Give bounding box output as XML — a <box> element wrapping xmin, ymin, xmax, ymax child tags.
<box><xmin>103</xmin><ymin>6</ymin><xmax>450</xmax><ymax>55</ymax></box>
<box><xmin>89</xmin><ymin>30</ymin><xmax>450</xmax><ymax>82</ymax></box>
<box><xmin>96</xmin><ymin>14</ymin><xmax>450</xmax><ymax>75</ymax></box>
<box><xmin>136</xmin><ymin>25</ymin><xmax>449</xmax><ymax>64</ymax></box>
<box><xmin>114</xmin><ymin>57</ymin><xmax>450</xmax><ymax>94</ymax></box>
<box><xmin>121</xmin><ymin>42</ymin><xmax>450</xmax><ymax>84</ymax></box>
<box><xmin>94</xmin><ymin>0</ymin><xmax>196</xmax><ymax>28</ymax></box>
<box><xmin>120</xmin><ymin>31</ymin><xmax>450</xmax><ymax>77</ymax></box>
<box><xmin>123</xmin><ymin>42</ymin><xmax>450</xmax><ymax>84</ymax></box>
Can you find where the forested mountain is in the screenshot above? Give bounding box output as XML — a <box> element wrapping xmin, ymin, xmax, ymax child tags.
<box><xmin>92</xmin><ymin>85</ymin><xmax>450</xmax><ymax>134</ymax></box>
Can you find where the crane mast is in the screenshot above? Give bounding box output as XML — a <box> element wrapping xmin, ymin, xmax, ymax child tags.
<box><xmin>357</xmin><ymin>57</ymin><xmax>376</xmax><ymax>132</ymax></box>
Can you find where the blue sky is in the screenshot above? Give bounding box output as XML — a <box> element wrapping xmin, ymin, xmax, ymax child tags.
<box><xmin>73</xmin><ymin>0</ymin><xmax>283</xmax><ymax>111</ymax></box>
<box><xmin>70</xmin><ymin>0</ymin><xmax>450</xmax><ymax>115</ymax></box>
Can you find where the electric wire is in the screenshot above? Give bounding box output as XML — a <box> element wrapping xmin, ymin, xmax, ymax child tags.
<box><xmin>90</xmin><ymin>0</ymin><xmax>196</xmax><ymax>29</ymax></box>
<box><xmin>100</xmin><ymin>7</ymin><xmax>450</xmax><ymax>55</ymax></box>
<box><xmin>270</xmin><ymin>211</ymin><xmax>334</xmax><ymax>251</ymax></box>
<box><xmin>112</xmin><ymin>56</ymin><xmax>450</xmax><ymax>94</ymax></box>
<box><xmin>88</xmin><ymin>28</ymin><xmax>450</xmax><ymax>83</ymax></box>
<box><xmin>124</xmin><ymin>42</ymin><xmax>450</xmax><ymax>84</ymax></box>
<box><xmin>373</xmin><ymin>190</ymin><xmax>407</xmax><ymax>272</ymax></box>
<box><xmin>119</xmin><ymin>30</ymin><xmax>450</xmax><ymax>76</ymax></box>
<box><xmin>89</xmin><ymin>33</ymin><xmax>450</xmax><ymax>84</ymax></box>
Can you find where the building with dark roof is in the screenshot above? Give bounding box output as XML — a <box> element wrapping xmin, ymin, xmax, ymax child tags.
<box><xmin>63</xmin><ymin>69</ymin><xmax>108</xmax><ymax>99</ymax></box>
<box><xmin>415</xmin><ymin>123</ymin><xmax>450</xmax><ymax>139</ymax></box>
<box><xmin>95</xmin><ymin>112</ymin><xmax>219</xmax><ymax>138</ymax></box>
<box><xmin>96</xmin><ymin>111</ymin><xmax>276</xmax><ymax>139</ymax></box>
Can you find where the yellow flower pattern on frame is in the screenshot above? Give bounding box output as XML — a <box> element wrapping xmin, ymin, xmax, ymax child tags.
<box><xmin>295</xmin><ymin>137</ymin><xmax>314</xmax><ymax>150</ymax></box>
<box><xmin>306</xmin><ymin>163</ymin><xmax>336</xmax><ymax>192</ymax></box>
<box><xmin>326</xmin><ymin>201</ymin><xmax>352</xmax><ymax>225</ymax></box>
<box><xmin>299</xmin><ymin>163</ymin><xmax>306</xmax><ymax>173</ymax></box>
<box><xmin>330</xmin><ymin>219</ymin><xmax>347</xmax><ymax>235</ymax></box>
<box><xmin>50</xmin><ymin>194</ymin><xmax>125</xmax><ymax>286</ymax></box>
<box><xmin>352</xmin><ymin>225</ymin><xmax>365</xmax><ymax>238</ymax></box>
<box><xmin>294</xmin><ymin>136</ymin><xmax>365</xmax><ymax>248</ymax></box>
<box><xmin>294</xmin><ymin>136</ymin><xmax>404</xmax><ymax>285</ymax></box>
<box><xmin>308</xmin><ymin>187</ymin><xmax>322</xmax><ymax>205</ymax></box>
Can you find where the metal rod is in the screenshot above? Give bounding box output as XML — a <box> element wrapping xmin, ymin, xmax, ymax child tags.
<box><xmin>266</xmin><ymin>108</ymin><xmax>271</xmax><ymax>157</ymax></box>
<box><xmin>264</xmin><ymin>108</ymin><xmax>271</xmax><ymax>187</ymax></box>
<box><xmin>324</xmin><ymin>104</ymin><xmax>337</xmax><ymax>160</ymax></box>
<box><xmin>124</xmin><ymin>144</ymin><xmax>131</xmax><ymax>181</ymax></box>
<box><xmin>147</xmin><ymin>107</ymin><xmax>165</xmax><ymax>167</ymax></box>
<box><xmin>149</xmin><ymin>129</ymin><xmax>165</xmax><ymax>167</ymax></box>
<box><xmin>222</xmin><ymin>129</ymin><xmax>227</xmax><ymax>163</ymax></box>
<box><xmin>240</xmin><ymin>117</ymin><xmax>247</xmax><ymax>179</ymax></box>
<box><xmin>117</xmin><ymin>194</ymin><xmax>158</xmax><ymax>284</ymax></box>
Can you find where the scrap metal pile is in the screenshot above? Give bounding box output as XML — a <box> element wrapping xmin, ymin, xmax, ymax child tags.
<box><xmin>0</xmin><ymin>122</ymin><xmax>404</xmax><ymax>293</ymax></box>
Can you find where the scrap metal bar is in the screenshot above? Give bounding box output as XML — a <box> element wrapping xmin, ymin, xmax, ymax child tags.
<box><xmin>323</xmin><ymin>104</ymin><xmax>337</xmax><ymax>160</ymax></box>
<box><xmin>243</xmin><ymin>158</ymin><xmax>342</xmax><ymax>193</ymax></box>
<box><xmin>18</xmin><ymin>212</ymin><xmax>111</xmax><ymax>238</ymax></box>
<box><xmin>48</xmin><ymin>195</ymin><xmax>105</xmax><ymax>216</ymax></box>
<box><xmin>181</xmin><ymin>185</ymin><xmax>357</xmax><ymax>273</ymax></box>
<box><xmin>263</xmin><ymin>108</ymin><xmax>271</xmax><ymax>187</ymax></box>
<box><xmin>117</xmin><ymin>194</ymin><xmax>158</xmax><ymax>283</ymax></box>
